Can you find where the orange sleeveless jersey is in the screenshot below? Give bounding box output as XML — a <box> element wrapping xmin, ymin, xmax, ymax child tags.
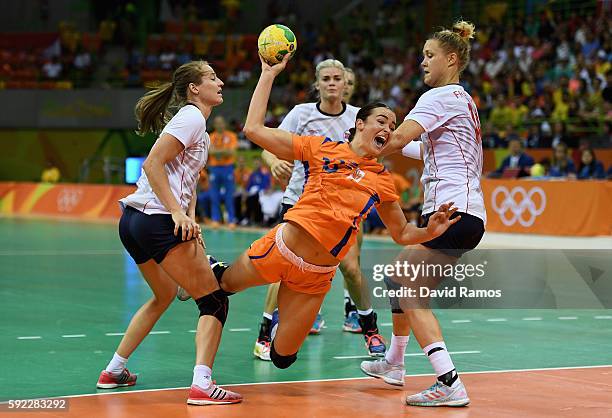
<box><xmin>283</xmin><ymin>135</ymin><xmax>399</xmax><ymax>260</ymax></box>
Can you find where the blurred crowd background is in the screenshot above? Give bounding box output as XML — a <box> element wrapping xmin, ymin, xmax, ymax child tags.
<box><xmin>1</xmin><ymin>0</ymin><xmax>610</xmax><ymax>231</ymax></box>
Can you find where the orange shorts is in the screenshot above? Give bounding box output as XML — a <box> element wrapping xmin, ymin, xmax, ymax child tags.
<box><xmin>247</xmin><ymin>224</ymin><xmax>338</xmax><ymax>295</ymax></box>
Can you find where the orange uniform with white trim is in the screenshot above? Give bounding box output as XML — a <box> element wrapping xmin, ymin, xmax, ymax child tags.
<box><xmin>285</xmin><ymin>135</ymin><xmax>399</xmax><ymax>259</ymax></box>
<box><xmin>247</xmin><ymin>135</ymin><xmax>398</xmax><ymax>294</ymax></box>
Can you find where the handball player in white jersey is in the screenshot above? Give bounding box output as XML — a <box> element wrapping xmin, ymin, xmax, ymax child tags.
<box><xmin>96</xmin><ymin>61</ymin><xmax>242</xmax><ymax>406</ymax></box>
<box><xmin>361</xmin><ymin>21</ymin><xmax>486</xmax><ymax>407</ymax></box>
<box><xmin>256</xmin><ymin>60</ymin><xmax>387</xmax><ymax>359</ymax></box>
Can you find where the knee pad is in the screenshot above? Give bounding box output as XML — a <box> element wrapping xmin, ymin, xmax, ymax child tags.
<box><xmin>270</xmin><ymin>341</ymin><xmax>297</xmax><ymax>369</ymax></box>
<box><xmin>195</xmin><ymin>289</ymin><xmax>229</xmax><ymax>326</ymax></box>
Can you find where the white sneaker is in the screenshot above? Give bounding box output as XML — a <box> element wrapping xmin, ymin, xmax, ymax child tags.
<box><xmin>360</xmin><ymin>359</ymin><xmax>405</xmax><ymax>386</ymax></box>
<box><xmin>176</xmin><ymin>286</ymin><xmax>191</xmax><ymax>301</ymax></box>
<box><xmin>253</xmin><ymin>338</ymin><xmax>271</xmax><ymax>361</ymax></box>
<box><xmin>404</xmin><ymin>379</ymin><xmax>470</xmax><ymax>407</ymax></box>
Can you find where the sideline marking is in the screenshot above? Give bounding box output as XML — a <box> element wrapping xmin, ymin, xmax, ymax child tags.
<box><xmin>15</xmin><ymin>364</ymin><xmax>611</xmax><ymax>401</ymax></box>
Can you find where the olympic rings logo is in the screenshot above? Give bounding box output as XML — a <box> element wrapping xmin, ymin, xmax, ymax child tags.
<box><xmin>57</xmin><ymin>188</ymin><xmax>84</xmax><ymax>213</ymax></box>
<box><xmin>491</xmin><ymin>186</ymin><xmax>546</xmax><ymax>227</ymax></box>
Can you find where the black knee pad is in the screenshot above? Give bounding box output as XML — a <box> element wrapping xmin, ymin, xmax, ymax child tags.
<box><xmin>270</xmin><ymin>341</ymin><xmax>297</xmax><ymax>369</ymax></box>
<box><xmin>195</xmin><ymin>289</ymin><xmax>229</xmax><ymax>325</ymax></box>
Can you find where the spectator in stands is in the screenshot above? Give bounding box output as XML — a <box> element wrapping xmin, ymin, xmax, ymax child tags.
<box><xmin>208</xmin><ymin>115</ymin><xmax>238</xmax><ymax>228</ymax></box>
<box><xmin>259</xmin><ymin>185</ymin><xmax>284</xmax><ymax>226</ymax></box>
<box><xmin>493</xmin><ymin>138</ymin><xmax>534</xmax><ymax>177</ymax></box>
<box><xmin>548</xmin><ymin>142</ymin><xmax>576</xmax><ymax>178</ymax></box>
<box><xmin>550</xmin><ymin>122</ymin><xmax>570</xmax><ymax>148</ymax></box>
<box><xmin>602</xmin><ymin>70</ymin><xmax>612</xmax><ymax>104</ymax></box>
<box><xmin>525</xmin><ymin>124</ymin><xmax>542</xmax><ymax>148</ymax></box>
<box><xmin>233</xmin><ymin>156</ymin><xmax>251</xmax><ymax>224</ymax></box>
<box><xmin>196</xmin><ymin>168</ymin><xmax>211</xmax><ymax>223</ymax></box>
<box><xmin>577</xmin><ymin>148</ymin><xmax>606</xmax><ymax>179</ymax></box>
<box><xmin>241</xmin><ymin>157</ymin><xmax>270</xmax><ymax>226</ymax></box>
<box><xmin>159</xmin><ymin>48</ymin><xmax>176</xmax><ymax>71</ymax></box>
<box><xmin>41</xmin><ymin>161</ymin><xmax>60</xmax><ymax>183</ymax></box>
<box><xmin>482</xmin><ymin>122</ymin><xmax>503</xmax><ymax>148</ymax></box>
<box><xmin>73</xmin><ymin>46</ymin><xmax>93</xmax><ymax>86</ymax></box>
<box><xmin>42</xmin><ymin>56</ymin><xmax>62</xmax><ymax>80</ymax></box>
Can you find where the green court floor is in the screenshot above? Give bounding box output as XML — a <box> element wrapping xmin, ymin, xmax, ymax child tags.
<box><xmin>0</xmin><ymin>218</ymin><xmax>610</xmax><ymax>401</ymax></box>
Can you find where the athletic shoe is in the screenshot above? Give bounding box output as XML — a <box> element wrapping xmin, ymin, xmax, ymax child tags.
<box><xmin>342</xmin><ymin>311</ymin><xmax>362</xmax><ymax>333</ymax></box>
<box><xmin>404</xmin><ymin>380</ymin><xmax>470</xmax><ymax>407</ymax></box>
<box><xmin>207</xmin><ymin>255</ymin><xmax>229</xmax><ymax>279</ymax></box>
<box><xmin>309</xmin><ymin>313</ymin><xmax>325</xmax><ymax>334</ymax></box>
<box><xmin>208</xmin><ymin>256</ymin><xmax>232</xmax><ymax>294</ymax></box>
<box><xmin>187</xmin><ymin>382</ymin><xmax>243</xmax><ymax>405</ymax></box>
<box><xmin>360</xmin><ymin>359</ymin><xmax>405</xmax><ymax>386</ymax></box>
<box><xmin>253</xmin><ymin>337</ymin><xmax>271</xmax><ymax>361</ymax></box>
<box><xmin>96</xmin><ymin>369</ymin><xmax>137</xmax><ymax>389</ymax></box>
<box><xmin>177</xmin><ymin>286</ymin><xmax>191</xmax><ymax>301</ymax></box>
<box><xmin>365</xmin><ymin>333</ymin><xmax>386</xmax><ymax>357</ymax></box>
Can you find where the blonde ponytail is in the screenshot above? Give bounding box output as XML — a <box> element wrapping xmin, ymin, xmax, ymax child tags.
<box><xmin>431</xmin><ymin>20</ymin><xmax>476</xmax><ymax>73</ymax></box>
<box><xmin>135</xmin><ymin>82</ymin><xmax>175</xmax><ymax>136</ymax></box>
<box><xmin>134</xmin><ymin>60</ymin><xmax>210</xmax><ymax>136</ymax></box>
<box><xmin>452</xmin><ymin>20</ymin><xmax>475</xmax><ymax>41</ymax></box>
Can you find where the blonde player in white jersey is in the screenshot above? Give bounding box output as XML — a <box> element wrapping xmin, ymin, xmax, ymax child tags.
<box><xmin>256</xmin><ymin>60</ymin><xmax>387</xmax><ymax>360</ymax></box>
<box><xmin>96</xmin><ymin>61</ymin><xmax>242</xmax><ymax>406</ymax></box>
<box><xmin>361</xmin><ymin>21</ymin><xmax>485</xmax><ymax>407</ymax></box>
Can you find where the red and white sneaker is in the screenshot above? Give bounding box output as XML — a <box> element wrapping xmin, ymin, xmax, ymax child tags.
<box><xmin>96</xmin><ymin>369</ymin><xmax>137</xmax><ymax>389</ymax></box>
<box><xmin>187</xmin><ymin>382</ymin><xmax>243</xmax><ymax>405</ymax></box>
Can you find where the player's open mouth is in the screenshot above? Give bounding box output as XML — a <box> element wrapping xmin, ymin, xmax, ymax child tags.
<box><xmin>217</xmin><ymin>89</ymin><xmax>223</xmax><ymax>95</ymax></box>
<box><xmin>374</xmin><ymin>135</ymin><xmax>387</xmax><ymax>149</ymax></box>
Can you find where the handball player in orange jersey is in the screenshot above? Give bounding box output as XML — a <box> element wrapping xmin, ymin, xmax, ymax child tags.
<box><xmin>206</xmin><ymin>53</ymin><xmax>460</xmax><ymax>369</ymax></box>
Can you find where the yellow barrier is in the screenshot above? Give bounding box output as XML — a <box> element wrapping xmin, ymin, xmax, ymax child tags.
<box><xmin>0</xmin><ymin>182</ymin><xmax>135</xmax><ymax>221</ymax></box>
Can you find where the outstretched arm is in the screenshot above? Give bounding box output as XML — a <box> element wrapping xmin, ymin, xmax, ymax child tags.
<box><xmin>376</xmin><ymin>201</ymin><xmax>459</xmax><ymax>246</ymax></box>
<box><xmin>243</xmin><ymin>54</ymin><xmax>294</xmax><ymax>161</ymax></box>
<box><xmin>382</xmin><ymin>119</ymin><xmax>425</xmax><ymax>156</ymax></box>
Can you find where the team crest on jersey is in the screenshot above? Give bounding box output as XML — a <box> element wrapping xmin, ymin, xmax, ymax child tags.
<box><xmin>347</xmin><ymin>167</ymin><xmax>365</xmax><ymax>183</ymax></box>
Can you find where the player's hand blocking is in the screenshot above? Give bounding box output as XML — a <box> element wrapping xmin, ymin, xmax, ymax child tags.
<box><xmin>271</xmin><ymin>160</ymin><xmax>294</xmax><ymax>182</ymax></box>
<box><xmin>426</xmin><ymin>202</ymin><xmax>460</xmax><ymax>239</ymax></box>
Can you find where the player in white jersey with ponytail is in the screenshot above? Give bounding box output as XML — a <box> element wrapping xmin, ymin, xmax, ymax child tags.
<box><xmin>96</xmin><ymin>61</ymin><xmax>242</xmax><ymax>406</ymax></box>
<box><xmin>361</xmin><ymin>20</ymin><xmax>485</xmax><ymax>407</ymax></box>
<box><xmin>256</xmin><ymin>60</ymin><xmax>388</xmax><ymax>360</ymax></box>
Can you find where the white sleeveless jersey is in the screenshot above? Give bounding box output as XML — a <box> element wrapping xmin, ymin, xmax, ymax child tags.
<box><xmin>120</xmin><ymin>104</ymin><xmax>209</xmax><ymax>214</ymax></box>
<box><xmin>280</xmin><ymin>102</ymin><xmax>359</xmax><ymax>205</ymax></box>
<box><xmin>405</xmin><ymin>85</ymin><xmax>486</xmax><ymax>223</ymax></box>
